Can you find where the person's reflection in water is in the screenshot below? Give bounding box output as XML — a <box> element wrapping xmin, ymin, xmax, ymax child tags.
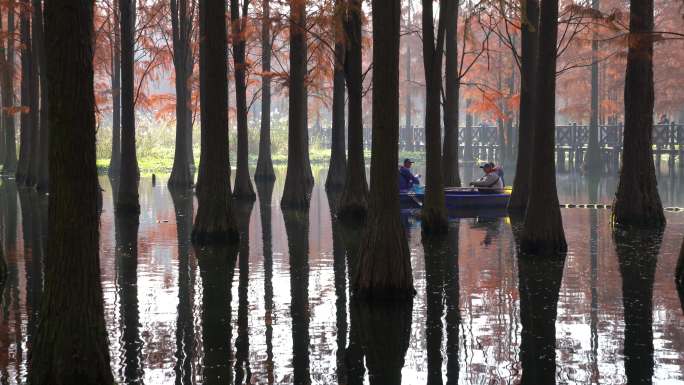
<box><xmin>614</xmin><ymin>226</ymin><xmax>663</xmax><ymax>384</ymax></box>
<box><xmin>196</xmin><ymin>243</ymin><xmax>238</xmax><ymax>385</ymax></box>
<box><xmin>423</xmin><ymin>232</ymin><xmax>448</xmax><ymax>385</ymax></box>
<box><xmin>115</xmin><ymin>214</ymin><xmax>143</xmax><ymax>384</ymax></box>
<box><xmin>169</xmin><ymin>187</ymin><xmax>196</xmax><ymax>385</ymax></box>
<box><xmin>356</xmin><ymin>298</ymin><xmax>413</xmax><ymax>385</ymax></box>
<box><xmin>517</xmin><ymin>250</ymin><xmax>566</xmax><ymax>385</ymax></box>
<box><xmin>234</xmin><ymin>199</ymin><xmax>254</xmax><ymax>385</ymax></box>
<box><xmin>471</xmin><ymin>217</ymin><xmax>500</xmax><ymax>247</ymax></box>
<box><xmin>340</xmin><ymin>221</ymin><xmax>365</xmax><ymax>385</ymax></box>
<box><xmin>677</xmin><ymin>238</ymin><xmax>683</xmax><ymax>315</ymax></box>
<box><xmin>256</xmin><ymin>180</ymin><xmax>276</xmax><ymax>384</ymax></box>
<box><xmin>444</xmin><ymin>222</ymin><xmax>461</xmax><ymax>385</ymax></box>
<box><xmin>327</xmin><ymin>189</ymin><xmax>348</xmax><ymax>385</ymax></box>
<box><xmin>283</xmin><ymin>204</ymin><xmax>311</xmax><ymax>385</ymax></box>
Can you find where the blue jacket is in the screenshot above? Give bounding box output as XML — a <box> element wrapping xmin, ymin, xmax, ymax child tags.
<box><xmin>398</xmin><ymin>166</ymin><xmax>420</xmax><ymax>191</ymax></box>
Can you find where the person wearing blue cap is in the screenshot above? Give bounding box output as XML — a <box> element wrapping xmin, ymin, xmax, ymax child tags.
<box><xmin>470</xmin><ymin>162</ymin><xmax>503</xmax><ymax>192</ymax></box>
<box><xmin>398</xmin><ymin>158</ymin><xmax>421</xmax><ymax>191</ymax></box>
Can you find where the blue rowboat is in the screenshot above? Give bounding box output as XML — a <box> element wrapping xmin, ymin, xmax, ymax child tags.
<box><xmin>400</xmin><ymin>187</ymin><xmax>511</xmax><ymax>211</ymax></box>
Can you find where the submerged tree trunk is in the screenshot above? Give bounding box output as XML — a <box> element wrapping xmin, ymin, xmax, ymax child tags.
<box><xmin>442</xmin><ymin>0</ymin><xmax>460</xmax><ymax>188</ymax></box>
<box><xmin>116</xmin><ymin>0</ymin><xmax>140</xmax><ymax>214</ymax></box>
<box><xmin>612</xmin><ymin>0</ymin><xmax>665</xmax><ymax>227</ymax></box>
<box><xmin>354</xmin><ymin>0</ymin><xmax>414</xmax><ymax>300</ymax></box>
<box><xmin>192</xmin><ymin>0</ymin><xmax>239</xmax><ymax>244</ymax></box>
<box><xmin>34</xmin><ymin>0</ymin><xmax>49</xmax><ymax>192</ymax></box>
<box><xmin>281</xmin><ymin>0</ymin><xmax>314</xmax><ymax>209</ymax></box>
<box><xmin>325</xmin><ymin>0</ymin><xmax>347</xmax><ymax>191</ymax></box>
<box><xmin>508</xmin><ymin>0</ymin><xmax>539</xmax><ymax>214</ymax></box>
<box><xmin>421</xmin><ymin>0</ymin><xmax>448</xmax><ymax>234</ymax></box>
<box><xmin>520</xmin><ymin>0</ymin><xmax>566</xmax><ymax>253</ymax></box>
<box><xmin>231</xmin><ymin>0</ymin><xmax>256</xmax><ymax>200</ymax></box>
<box><xmin>254</xmin><ymin>0</ymin><xmax>275</xmax><ymax>181</ymax></box>
<box><xmin>1</xmin><ymin>1</ymin><xmax>17</xmax><ymax>173</ymax></box>
<box><xmin>16</xmin><ymin>1</ymin><xmax>31</xmax><ymax>184</ymax></box>
<box><xmin>29</xmin><ymin>1</ymin><xmax>114</xmax><ymax>381</ymax></box>
<box><xmin>168</xmin><ymin>0</ymin><xmax>195</xmax><ymax>188</ymax></box>
<box><xmin>108</xmin><ymin>0</ymin><xmax>121</xmax><ymax>178</ymax></box>
<box><xmin>584</xmin><ymin>0</ymin><xmax>602</xmax><ymax>176</ymax></box>
<box><xmin>337</xmin><ymin>0</ymin><xmax>368</xmax><ymax>220</ymax></box>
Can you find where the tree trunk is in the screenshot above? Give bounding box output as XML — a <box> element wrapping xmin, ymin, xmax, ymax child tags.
<box><xmin>28</xmin><ymin>1</ymin><xmax>114</xmax><ymax>381</ymax></box>
<box><xmin>108</xmin><ymin>0</ymin><xmax>121</xmax><ymax>178</ymax></box>
<box><xmin>354</xmin><ymin>0</ymin><xmax>413</xmax><ymax>300</ymax></box>
<box><xmin>281</xmin><ymin>0</ymin><xmax>314</xmax><ymax>209</ymax></box>
<box><xmin>442</xmin><ymin>0</ymin><xmax>460</xmax><ymax>188</ymax></box>
<box><xmin>421</xmin><ymin>0</ymin><xmax>448</xmax><ymax>234</ymax></box>
<box><xmin>520</xmin><ymin>0</ymin><xmax>567</xmax><ymax>254</ymax></box>
<box><xmin>116</xmin><ymin>0</ymin><xmax>140</xmax><ymax>214</ymax></box>
<box><xmin>612</xmin><ymin>0</ymin><xmax>665</xmax><ymax>227</ymax></box>
<box><xmin>614</xmin><ymin>227</ymin><xmax>662</xmax><ymax>384</ymax></box>
<box><xmin>325</xmin><ymin>0</ymin><xmax>347</xmax><ymax>192</ymax></box>
<box><xmin>34</xmin><ymin>0</ymin><xmax>49</xmax><ymax>192</ymax></box>
<box><xmin>254</xmin><ymin>0</ymin><xmax>275</xmax><ymax>181</ymax></box>
<box><xmin>1</xmin><ymin>1</ymin><xmax>17</xmax><ymax>173</ymax></box>
<box><xmin>193</xmin><ymin>0</ymin><xmax>239</xmax><ymax>244</ymax></box>
<box><xmin>518</xmin><ymin>252</ymin><xmax>565</xmax><ymax>385</ymax></box>
<box><xmin>231</xmin><ymin>0</ymin><xmax>256</xmax><ymax>200</ymax></box>
<box><xmin>168</xmin><ymin>0</ymin><xmax>195</xmax><ymax>188</ymax></box>
<box><xmin>0</xmin><ymin>4</ymin><xmax>4</xmax><ymax>170</ymax></box>
<box><xmin>25</xmin><ymin>0</ymin><xmax>40</xmax><ymax>188</ymax></box>
<box><xmin>584</xmin><ymin>0</ymin><xmax>602</xmax><ymax>176</ymax></box>
<box><xmin>464</xmin><ymin>100</ymin><xmax>473</xmax><ymax>161</ymax></box>
<box><xmin>337</xmin><ymin>0</ymin><xmax>368</xmax><ymax>220</ymax></box>
<box><xmin>405</xmin><ymin>28</ymin><xmax>413</xmax><ymax>152</ymax></box>
<box><xmin>508</xmin><ymin>0</ymin><xmax>538</xmax><ymax>214</ymax></box>
<box><xmin>16</xmin><ymin>1</ymin><xmax>31</xmax><ymax>184</ymax></box>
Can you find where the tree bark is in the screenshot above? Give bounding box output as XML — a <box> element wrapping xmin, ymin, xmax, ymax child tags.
<box><xmin>193</xmin><ymin>0</ymin><xmax>239</xmax><ymax>244</ymax></box>
<box><xmin>281</xmin><ymin>0</ymin><xmax>314</xmax><ymax>209</ymax></box>
<box><xmin>168</xmin><ymin>0</ymin><xmax>195</xmax><ymax>188</ymax></box>
<box><xmin>231</xmin><ymin>0</ymin><xmax>256</xmax><ymax>200</ymax></box>
<box><xmin>421</xmin><ymin>0</ymin><xmax>448</xmax><ymax>234</ymax></box>
<box><xmin>108</xmin><ymin>0</ymin><xmax>121</xmax><ymax>178</ymax></box>
<box><xmin>1</xmin><ymin>1</ymin><xmax>17</xmax><ymax>173</ymax></box>
<box><xmin>584</xmin><ymin>0</ymin><xmax>602</xmax><ymax>176</ymax></box>
<box><xmin>25</xmin><ymin>0</ymin><xmax>40</xmax><ymax>188</ymax></box>
<box><xmin>442</xmin><ymin>0</ymin><xmax>460</xmax><ymax>188</ymax></box>
<box><xmin>520</xmin><ymin>0</ymin><xmax>567</xmax><ymax>253</ymax></box>
<box><xmin>612</xmin><ymin>0</ymin><xmax>665</xmax><ymax>227</ymax></box>
<box><xmin>28</xmin><ymin>1</ymin><xmax>114</xmax><ymax>381</ymax></box>
<box><xmin>116</xmin><ymin>0</ymin><xmax>140</xmax><ymax>214</ymax></box>
<box><xmin>337</xmin><ymin>0</ymin><xmax>368</xmax><ymax>220</ymax></box>
<box><xmin>354</xmin><ymin>0</ymin><xmax>413</xmax><ymax>300</ymax></box>
<box><xmin>254</xmin><ymin>0</ymin><xmax>275</xmax><ymax>181</ymax></box>
<box><xmin>15</xmin><ymin>1</ymin><xmax>31</xmax><ymax>184</ymax></box>
<box><xmin>325</xmin><ymin>0</ymin><xmax>347</xmax><ymax>191</ymax></box>
<box><xmin>508</xmin><ymin>0</ymin><xmax>538</xmax><ymax>214</ymax></box>
<box><xmin>34</xmin><ymin>0</ymin><xmax>49</xmax><ymax>192</ymax></box>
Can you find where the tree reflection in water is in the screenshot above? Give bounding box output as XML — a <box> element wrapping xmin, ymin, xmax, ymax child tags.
<box><xmin>234</xmin><ymin>199</ymin><xmax>254</xmax><ymax>384</ymax></box>
<box><xmin>676</xmin><ymin>238</ymin><xmax>683</xmax><ymax>315</ymax></box>
<box><xmin>340</xmin><ymin>218</ymin><xmax>365</xmax><ymax>385</ymax></box>
<box><xmin>256</xmin><ymin>180</ymin><xmax>276</xmax><ymax>385</ymax></box>
<box><xmin>327</xmin><ymin>189</ymin><xmax>348</xmax><ymax>385</ymax></box>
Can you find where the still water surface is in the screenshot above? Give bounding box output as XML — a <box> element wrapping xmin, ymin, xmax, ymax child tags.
<box><xmin>0</xmin><ymin>168</ymin><xmax>683</xmax><ymax>384</ymax></box>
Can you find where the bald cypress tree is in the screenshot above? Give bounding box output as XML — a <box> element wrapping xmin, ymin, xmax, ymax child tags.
<box><xmin>442</xmin><ymin>0</ymin><xmax>460</xmax><ymax>188</ymax></box>
<box><xmin>15</xmin><ymin>1</ymin><xmax>31</xmax><ymax>184</ymax></box>
<box><xmin>254</xmin><ymin>0</ymin><xmax>275</xmax><ymax>181</ymax></box>
<box><xmin>1</xmin><ymin>1</ymin><xmax>17</xmax><ymax>174</ymax></box>
<box><xmin>325</xmin><ymin>0</ymin><xmax>347</xmax><ymax>191</ymax></box>
<box><xmin>29</xmin><ymin>1</ymin><xmax>113</xmax><ymax>381</ymax></box>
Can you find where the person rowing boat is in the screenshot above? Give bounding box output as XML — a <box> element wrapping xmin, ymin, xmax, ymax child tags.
<box><xmin>469</xmin><ymin>162</ymin><xmax>503</xmax><ymax>192</ymax></box>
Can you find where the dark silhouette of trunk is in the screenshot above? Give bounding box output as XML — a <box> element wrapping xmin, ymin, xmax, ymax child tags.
<box><xmin>281</xmin><ymin>0</ymin><xmax>314</xmax><ymax>209</ymax></box>
<box><xmin>445</xmin><ymin>223</ymin><xmax>460</xmax><ymax>385</ymax></box>
<box><xmin>325</xmin><ymin>0</ymin><xmax>347</xmax><ymax>191</ymax></box>
<box><xmin>193</xmin><ymin>0</ymin><xmax>239</xmax><ymax>244</ymax></box>
<box><xmin>420</xmin><ymin>0</ymin><xmax>448</xmax><ymax>234</ymax></box>
<box><xmin>256</xmin><ymin>180</ymin><xmax>275</xmax><ymax>384</ymax></box>
<box><xmin>340</xmin><ymin>222</ymin><xmax>365</xmax><ymax>385</ymax></box>
<box><xmin>108</xmin><ymin>0</ymin><xmax>121</xmax><ymax>178</ymax></box>
<box><xmin>254</xmin><ymin>0</ymin><xmax>275</xmax><ymax>181</ymax></box>
<box><xmin>231</xmin><ymin>0</ymin><xmax>256</xmax><ymax>200</ymax></box>
<box><xmin>614</xmin><ymin>227</ymin><xmax>662</xmax><ymax>384</ymax></box>
<box><xmin>1</xmin><ymin>2</ymin><xmax>17</xmax><ymax>173</ymax></box>
<box><xmin>442</xmin><ymin>0</ymin><xmax>460</xmax><ymax>187</ymax></box>
<box><xmin>168</xmin><ymin>0</ymin><xmax>195</xmax><ymax>188</ymax></box>
<box><xmin>508</xmin><ymin>0</ymin><xmax>538</xmax><ymax>213</ymax></box>
<box><xmin>404</xmin><ymin>5</ymin><xmax>413</xmax><ymax>153</ymax></box>
<box><xmin>337</xmin><ymin>0</ymin><xmax>368</xmax><ymax>220</ymax></box>
<box><xmin>283</xmin><ymin>205</ymin><xmax>312</xmax><ymax>385</ymax></box>
<box><xmin>116</xmin><ymin>0</ymin><xmax>140</xmax><ymax>214</ymax></box>
<box><xmin>20</xmin><ymin>189</ymin><xmax>43</xmax><ymax>365</ymax></box>
<box><xmin>169</xmin><ymin>187</ymin><xmax>196</xmax><ymax>385</ymax></box>
<box><xmin>16</xmin><ymin>2</ymin><xmax>31</xmax><ymax>184</ymax></box>
<box><xmin>423</xmin><ymin>234</ymin><xmax>447</xmax><ymax>385</ymax></box>
<box><xmin>28</xmin><ymin>0</ymin><xmax>114</xmax><ymax>380</ymax></box>
<box><xmin>34</xmin><ymin>0</ymin><xmax>49</xmax><ymax>192</ymax></box>
<box><xmin>114</xmin><ymin>215</ymin><xmax>144</xmax><ymax>384</ymax></box>
<box><xmin>463</xmin><ymin>101</ymin><xmax>473</xmax><ymax>161</ymax></box>
<box><xmin>25</xmin><ymin>0</ymin><xmax>40</xmax><ymax>188</ymax></box>
<box><xmin>327</xmin><ymin>190</ymin><xmax>348</xmax><ymax>384</ymax></box>
<box><xmin>518</xmin><ymin>251</ymin><xmax>565</xmax><ymax>385</ymax></box>
<box><xmin>354</xmin><ymin>0</ymin><xmax>413</xmax><ymax>300</ymax></box>
<box><xmin>585</xmin><ymin>0</ymin><xmax>601</xmax><ymax>176</ymax></box>
<box><xmin>520</xmin><ymin>0</ymin><xmax>566</xmax><ymax>253</ymax></box>
<box><xmin>196</xmin><ymin>244</ymin><xmax>238</xmax><ymax>385</ymax></box>
<box><xmin>612</xmin><ymin>0</ymin><xmax>665</xmax><ymax>227</ymax></box>
<box><xmin>234</xmin><ymin>200</ymin><xmax>254</xmax><ymax>384</ymax></box>
<box><xmin>0</xmin><ymin>4</ymin><xmax>4</xmax><ymax>170</ymax></box>
<box><xmin>356</xmin><ymin>298</ymin><xmax>412</xmax><ymax>384</ymax></box>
